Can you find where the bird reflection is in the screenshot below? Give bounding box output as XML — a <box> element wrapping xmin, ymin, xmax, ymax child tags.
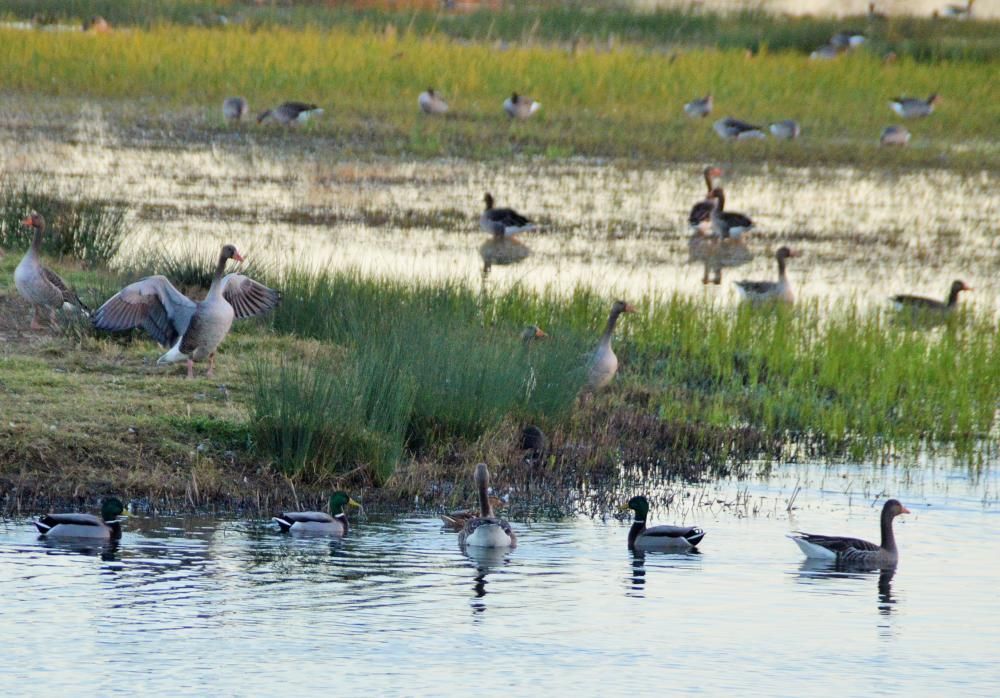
<box><xmin>40</xmin><ymin>536</ymin><xmax>120</xmax><ymax>562</ymax></box>
<box><xmin>461</xmin><ymin>544</ymin><xmax>511</xmax><ymax>617</ymax></box>
<box><xmin>627</xmin><ymin>551</ymin><xmax>647</xmax><ymax>597</ymax></box>
<box><xmin>796</xmin><ymin>559</ymin><xmax>898</xmax><ymax>618</ymax></box>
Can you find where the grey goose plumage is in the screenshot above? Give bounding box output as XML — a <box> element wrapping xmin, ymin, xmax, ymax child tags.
<box><xmin>789</xmin><ymin>499</ymin><xmax>910</xmax><ymax>566</ymax></box>
<box><xmin>458</xmin><ymin>464</ymin><xmax>517</xmax><ymax>548</ymax></box>
<box><xmin>503</xmin><ymin>92</ymin><xmax>541</xmax><ymax>119</ymax></box>
<box><xmin>880</xmin><ymin>125</ymin><xmax>911</xmax><ymax>146</ymax></box>
<box><xmin>714</xmin><ymin>117</ymin><xmax>767</xmax><ymax>141</ymax></box>
<box><xmin>92</xmin><ymin>244</ymin><xmax>280</xmax><ymax>378</ymax></box>
<box><xmin>14</xmin><ymin>212</ymin><xmax>89</xmax><ymax>330</ymax></box>
<box><xmin>892</xmin><ymin>279</ymin><xmax>971</xmax><ymax>318</ymax></box>
<box><xmin>257</xmin><ymin>101</ymin><xmax>324</xmax><ymax>125</ymax></box>
<box><xmin>587</xmin><ymin>300</ymin><xmax>635</xmax><ymax>390</ymax></box>
<box><xmin>223</xmin><ymin>97</ymin><xmax>249</xmax><ymax>121</ymax></box>
<box><xmin>734</xmin><ymin>246</ymin><xmax>799</xmax><ymax>304</ymax></box>
<box><xmin>683</xmin><ymin>93</ymin><xmax>713</xmax><ymax>118</ymax></box>
<box><xmin>890</xmin><ymin>93</ymin><xmax>940</xmax><ymax>118</ymax></box>
<box><xmin>418</xmin><ymin>88</ymin><xmax>449</xmax><ymax>115</ymax></box>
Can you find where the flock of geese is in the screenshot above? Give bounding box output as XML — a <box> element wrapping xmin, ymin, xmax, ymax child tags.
<box><xmin>32</xmin><ymin>463</ymin><xmax>913</xmax><ymax>571</ymax></box>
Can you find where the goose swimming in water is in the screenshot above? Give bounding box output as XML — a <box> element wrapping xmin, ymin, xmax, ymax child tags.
<box><xmin>458</xmin><ymin>464</ymin><xmax>517</xmax><ymax>548</ymax></box>
<box><xmin>891</xmin><ymin>279</ymin><xmax>971</xmax><ymax>322</ymax></box>
<box><xmin>789</xmin><ymin>499</ymin><xmax>910</xmax><ymax>566</ymax></box>
<box><xmin>734</xmin><ymin>246</ymin><xmax>799</xmax><ymax>305</ymax></box>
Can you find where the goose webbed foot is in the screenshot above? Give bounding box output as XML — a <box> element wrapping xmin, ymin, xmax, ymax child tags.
<box><xmin>206</xmin><ymin>353</ymin><xmax>216</xmax><ymax>378</ymax></box>
<box><xmin>30</xmin><ymin>307</ymin><xmax>45</xmax><ymax>330</ymax></box>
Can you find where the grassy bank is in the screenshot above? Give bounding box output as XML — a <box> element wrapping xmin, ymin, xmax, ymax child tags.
<box><xmin>1</xmin><ymin>237</ymin><xmax>997</xmax><ymax>509</ymax></box>
<box><xmin>0</xmin><ymin>24</ymin><xmax>996</xmax><ymax>170</ymax></box>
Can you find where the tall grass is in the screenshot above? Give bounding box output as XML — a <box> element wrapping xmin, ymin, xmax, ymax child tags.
<box><xmin>0</xmin><ymin>25</ymin><xmax>995</xmax><ymax>169</ymax></box>
<box><xmin>0</xmin><ymin>180</ymin><xmax>128</xmax><ymax>268</ymax></box>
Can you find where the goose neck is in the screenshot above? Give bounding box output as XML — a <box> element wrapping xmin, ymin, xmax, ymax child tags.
<box><xmin>880</xmin><ymin>510</ymin><xmax>897</xmax><ymax>553</ymax></box>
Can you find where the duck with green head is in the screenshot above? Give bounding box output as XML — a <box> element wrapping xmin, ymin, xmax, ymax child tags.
<box><xmin>273</xmin><ymin>492</ymin><xmax>361</xmax><ymax>536</ymax></box>
<box><xmin>620</xmin><ymin>495</ymin><xmax>705</xmax><ymax>551</ymax></box>
<box><xmin>34</xmin><ymin>498</ymin><xmax>126</xmax><ymax>540</ymax></box>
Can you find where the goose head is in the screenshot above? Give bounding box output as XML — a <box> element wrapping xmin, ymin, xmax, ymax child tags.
<box><xmin>329</xmin><ymin>491</ymin><xmax>361</xmax><ymax>515</ymax></box>
<box><xmin>611</xmin><ymin>300</ymin><xmax>636</xmax><ymax>316</ymax></box>
<box><xmin>928</xmin><ymin>93</ymin><xmax>941</xmax><ymax>105</ymax></box>
<box><xmin>881</xmin><ymin>499</ymin><xmax>910</xmax><ymax>520</ymax></box>
<box><xmin>521</xmin><ymin>324</ymin><xmax>548</xmax><ymax>342</ymax></box>
<box><xmin>483</xmin><ymin>192</ymin><xmax>495</xmax><ymax>209</ymax></box>
<box><xmin>776</xmin><ymin>246</ymin><xmax>799</xmax><ymax>261</ymax></box>
<box><xmin>510</xmin><ymin>92</ymin><xmax>520</xmax><ymax>103</ymax></box>
<box><xmin>21</xmin><ymin>210</ymin><xmax>45</xmax><ymax>231</ymax></box>
<box><xmin>220</xmin><ymin>244</ymin><xmax>245</xmax><ymax>263</ymax></box>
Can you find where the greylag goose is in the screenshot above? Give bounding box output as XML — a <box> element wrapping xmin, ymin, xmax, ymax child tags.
<box><xmin>273</xmin><ymin>492</ymin><xmax>361</xmax><ymax>535</ymax></box>
<box><xmin>769</xmin><ymin>119</ymin><xmax>801</xmax><ymax>140</ymax></box>
<box><xmin>520</xmin><ymin>324</ymin><xmax>547</xmax><ymax>342</ymax></box>
<box><xmin>458</xmin><ymin>464</ymin><xmax>517</xmax><ymax>548</ymax></box>
<box><xmin>810</xmin><ymin>44</ymin><xmax>844</xmax><ymax>60</ymax></box>
<box><xmin>92</xmin><ymin>244</ymin><xmax>280</xmax><ymax>378</ymax></box>
<box><xmin>418</xmin><ymin>88</ymin><xmax>449</xmax><ymax>115</ymax></box>
<box><xmin>257</xmin><ymin>101</ymin><xmax>324</xmax><ymax>125</ymax></box>
<box><xmin>714</xmin><ymin>117</ymin><xmax>766</xmax><ymax>141</ymax></box>
<box><xmin>708</xmin><ymin>188</ymin><xmax>754</xmax><ymax>239</ymax></box>
<box><xmin>890</xmin><ymin>93</ymin><xmax>940</xmax><ymax>118</ymax></box>
<box><xmin>14</xmin><ymin>212</ymin><xmax>89</xmax><ymax>330</ymax></box>
<box><xmin>683</xmin><ymin>93</ymin><xmax>713</xmax><ymax>118</ymax></box>
<box><xmin>942</xmin><ymin>0</ymin><xmax>975</xmax><ymax>18</ymax></box>
<box><xmin>35</xmin><ymin>498</ymin><xmax>125</xmax><ymax>540</ymax></box>
<box><xmin>621</xmin><ymin>496</ymin><xmax>705</xmax><ymax>551</ymax></box>
<box><xmin>789</xmin><ymin>499</ymin><xmax>910</xmax><ymax>566</ymax></box>
<box><xmin>503</xmin><ymin>92</ymin><xmax>541</xmax><ymax>119</ymax></box>
<box><xmin>892</xmin><ymin>280</ymin><xmax>971</xmax><ymax>317</ymax></box>
<box><xmin>441</xmin><ymin>496</ymin><xmax>504</xmax><ymax>531</ymax></box>
<box><xmin>830</xmin><ymin>31</ymin><xmax>866</xmax><ymax>49</ymax></box>
<box><xmin>222</xmin><ymin>97</ymin><xmax>248</xmax><ymax>121</ymax></box>
<box><xmin>880</xmin><ymin>125</ymin><xmax>911</xmax><ymax>146</ymax></box>
<box><xmin>734</xmin><ymin>246</ymin><xmax>799</xmax><ymax>304</ymax></box>
<box><xmin>480</xmin><ymin>192</ymin><xmax>534</xmax><ymax>237</ymax></box>
<box><xmin>687</xmin><ymin>165</ymin><xmax>723</xmax><ymax>233</ymax></box>
<box><xmin>587</xmin><ymin>300</ymin><xmax>635</xmax><ymax>390</ymax></box>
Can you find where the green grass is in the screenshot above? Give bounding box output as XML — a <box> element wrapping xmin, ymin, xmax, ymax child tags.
<box><xmin>0</xmin><ymin>23</ymin><xmax>995</xmax><ymax>170</ymax></box>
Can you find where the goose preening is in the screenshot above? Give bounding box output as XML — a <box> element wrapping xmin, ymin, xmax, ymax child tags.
<box><xmin>892</xmin><ymin>280</ymin><xmax>971</xmax><ymax>318</ymax></box>
<box><xmin>418</xmin><ymin>88</ymin><xmax>449</xmax><ymax>115</ymax></box>
<box><xmin>889</xmin><ymin>93</ymin><xmax>940</xmax><ymax>118</ymax></box>
<box><xmin>458</xmin><ymin>464</ymin><xmax>517</xmax><ymax>548</ymax></box>
<box><xmin>708</xmin><ymin>188</ymin><xmax>754</xmax><ymax>239</ymax></box>
<box><xmin>441</xmin><ymin>496</ymin><xmax>504</xmax><ymax>531</ymax></box>
<box><xmin>734</xmin><ymin>246</ymin><xmax>799</xmax><ymax>304</ymax></box>
<box><xmin>683</xmin><ymin>93</ymin><xmax>713</xmax><ymax>118</ymax></box>
<box><xmin>92</xmin><ymin>244</ymin><xmax>281</xmax><ymax>378</ymax></box>
<box><xmin>273</xmin><ymin>492</ymin><xmax>361</xmax><ymax>535</ymax></box>
<box><xmin>714</xmin><ymin>117</ymin><xmax>767</xmax><ymax>141</ymax></box>
<box><xmin>222</xmin><ymin>96</ymin><xmax>249</xmax><ymax>121</ymax></box>
<box><xmin>480</xmin><ymin>192</ymin><xmax>534</xmax><ymax>237</ymax></box>
<box><xmin>880</xmin><ymin>125</ymin><xmax>911</xmax><ymax>146</ymax></box>
<box><xmin>621</xmin><ymin>496</ymin><xmax>706</xmax><ymax>552</ymax></box>
<box><xmin>503</xmin><ymin>92</ymin><xmax>541</xmax><ymax>119</ymax></box>
<box><xmin>35</xmin><ymin>498</ymin><xmax>126</xmax><ymax>540</ymax></box>
<box><xmin>14</xmin><ymin>212</ymin><xmax>89</xmax><ymax>330</ymax></box>
<box><xmin>789</xmin><ymin>499</ymin><xmax>910</xmax><ymax>566</ymax></box>
<box><xmin>687</xmin><ymin>165</ymin><xmax>723</xmax><ymax>233</ymax></box>
<box><xmin>587</xmin><ymin>300</ymin><xmax>635</xmax><ymax>390</ymax></box>
<box><xmin>769</xmin><ymin>119</ymin><xmax>801</xmax><ymax>140</ymax></box>
<box><xmin>941</xmin><ymin>0</ymin><xmax>975</xmax><ymax>18</ymax></box>
<box><xmin>257</xmin><ymin>101</ymin><xmax>324</xmax><ymax>125</ymax></box>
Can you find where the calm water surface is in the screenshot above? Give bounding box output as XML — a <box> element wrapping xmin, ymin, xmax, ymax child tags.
<box><xmin>2</xmin><ymin>464</ymin><xmax>997</xmax><ymax>696</ymax></box>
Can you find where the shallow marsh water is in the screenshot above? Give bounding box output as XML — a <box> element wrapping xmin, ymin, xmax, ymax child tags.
<box><xmin>1</xmin><ymin>100</ymin><xmax>997</xmax><ymax>316</ymax></box>
<box><xmin>1</xmin><ymin>463</ymin><xmax>997</xmax><ymax>696</ymax></box>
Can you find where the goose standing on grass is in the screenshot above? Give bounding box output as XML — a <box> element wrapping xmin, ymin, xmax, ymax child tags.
<box><xmin>734</xmin><ymin>246</ymin><xmax>799</xmax><ymax>305</ymax></box>
<box><xmin>789</xmin><ymin>499</ymin><xmax>910</xmax><ymax>566</ymax></box>
<box><xmin>503</xmin><ymin>92</ymin><xmax>541</xmax><ymax>119</ymax></box>
<box><xmin>273</xmin><ymin>492</ymin><xmax>361</xmax><ymax>535</ymax></box>
<box><xmin>15</xmin><ymin>212</ymin><xmax>89</xmax><ymax>330</ymax></box>
<box><xmin>480</xmin><ymin>193</ymin><xmax>534</xmax><ymax>236</ymax></box>
<box><xmin>890</xmin><ymin>93</ymin><xmax>940</xmax><ymax>118</ymax></box>
<box><xmin>880</xmin><ymin>125</ymin><xmax>911</xmax><ymax>146</ymax></box>
<box><xmin>458</xmin><ymin>464</ymin><xmax>517</xmax><ymax>548</ymax></box>
<box><xmin>621</xmin><ymin>496</ymin><xmax>706</xmax><ymax>551</ymax></box>
<box><xmin>892</xmin><ymin>280</ymin><xmax>971</xmax><ymax>318</ymax></box>
<box><xmin>222</xmin><ymin>97</ymin><xmax>249</xmax><ymax>121</ymax></box>
<box><xmin>418</xmin><ymin>88</ymin><xmax>449</xmax><ymax>115</ymax></box>
<box><xmin>588</xmin><ymin>300</ymin><xmax>635</xmax><ymax>390</ymax></box>
<box><xmin>257</xmin><ymin>101</ymin><xmax>324</xmax><ymax>125</ymax></box>
<box><xmin>769</xmin><ymin>119</ymin><xmax>801</xmax><ymax>140</ymax></box>
<box><xmin>683</xmin><ymin>94</ymin><xmax>713</xmax><ymax>118</ymax></box>
<box><xmin>687</xmin><ymin>166</ymin><xmax>723</xmax><ymax>233</ymax></box>
<box><xmin>92</xmin><ymin>244</ymin><xmax>281</xmax><ymax>379</ymax></box>
<box><xmin>35</xmin><ymin>498</ymin><xmax>126</xmax><ymax>540</ymax></box>
<box><xmin>714</xmin><ymin>117</ymin><xmax>767</xmax><ymax>141</ymax></box>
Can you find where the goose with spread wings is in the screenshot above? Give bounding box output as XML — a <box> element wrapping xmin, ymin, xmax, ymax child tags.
<box><xmin>92</xmin><ymin>244</ymin><xmax>280</xmax><ymax>378</ymax></box>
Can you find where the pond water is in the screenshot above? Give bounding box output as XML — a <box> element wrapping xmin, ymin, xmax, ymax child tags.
<box><xmin>2</xmin><ymin>464</ymin><xmax>997</xmax><ymax>696</ymax></box>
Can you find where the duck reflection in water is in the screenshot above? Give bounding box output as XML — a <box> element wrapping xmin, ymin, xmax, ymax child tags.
<box><xmin>41</xmin><ymin>536</ymin><xmax>120</xmax><ymax>563</ymax></box>
<box><xmin>625</xmin><ymin>548</ymin><xmax>702</xmax><ymax>599</ymax></box>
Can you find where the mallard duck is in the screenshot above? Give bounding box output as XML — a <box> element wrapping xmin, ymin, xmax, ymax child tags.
<box><xmin>257</xmin><ymin>102</ymin><xmax>324</xmax><ymax>125</ymax></box>
<box><xmin>713</xmin><ymin>117</ymin><xmax>766</xmax><ymax>141</ymax></box>
<box><xmin>14</xmin><ymin>212</ymin><xmax>89</xmax><ymax>330</ymax></box>
<box><xmin>880</xmin><ymin>125</ymin><xmax>911</xmax><ymax>146</ymax></box>
<box><xmin>418</xmin><ymin>88</ymin><xmax>449</xmax><ymax>115</ymax></box>
<box><xmin>458</xmin><ymin>464</ymin><xmax>517</xmax><ymax>548</ymax></box>
<box><xmin>222</xmin><ymin>97</ymin><xmax>249</xmax><ymax>121</ymax></box>
<box><xmin>503</xmin><ymin>92</ymin><xmax>541</xmax><ymax>119</ymax></box>
<box><xmin>734</xmin><ymin>246</ymin><xmax>799</xmax><ymax>304</ymax></box>
<box><xmin>480</xmin><ymin>193</ymin><xmax>534</xmax><ymax>237</ymax></box>
<box><xmin>769</xmin><ymin>119</ymin><xmax>801</xmax><ymax>140</ymax></box>
<box><xmin>34</xmin><ymin>498</ymin><xmax>126</xmax><ymax>540</ymax></box>
<box><xmin>620</xmin><ymin>495</ymin><xmax>705</xmax><ymax>551</ymax></box>
<box><xmin>789</xmin><ymin>499</ymin><xmax>910</xmax><ymax>565</ymax></box>
<box><xmin>588</xmin><ymin>300</ymin><xmax>635</xmax><ymax>390</ymax></box>
<box><xmin>890</xmin><ymin>94</ymin><xmax>940</xmax><ymax>118</ymax></box>
<box><xmin>273</xmin><ymin>492</ymin><xmax>361</xmax><ymax>535</ymax></box>
<box><xmin>683</xmin><ymin>94</ymin><xmax>713</xmax><ymax>118</ymax></box>
<box><xmin>441</xmin><ymin>496</ymin><xmax>505</xmax><ymax>530</ymax></box>
<box><xmin>92</xmin><ymin>244</ymin><xmax>281</xmax><ymax>378</ymax></box>
<box><xmin>892</xmin><ymin>280</ymin><xmax>971</xmax><ymax>319</ymax></box>
<box><xmin>687</xmin><ymin>166</ymin><xmax>723</xmax><ymax>233</ymax></box>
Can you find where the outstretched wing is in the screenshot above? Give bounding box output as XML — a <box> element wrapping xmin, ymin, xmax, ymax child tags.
<box><xmin>92</xmin><ymin>275</ymin><xmax>196</xmax><ymax>347</ymax></box>
<box><xmin>221</xmin><ymin>274</ymin><xmax>281</xmax><ymax>319</ymax></box>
